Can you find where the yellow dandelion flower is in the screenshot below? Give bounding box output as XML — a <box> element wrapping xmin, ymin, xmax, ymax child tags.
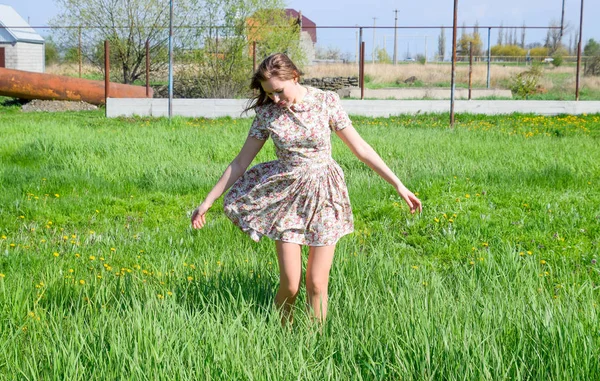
<box><xmin>0</xmin><ymin>273</ymin><xmax>5</xmax><ymax>278</ymax></box>
<box><xmin>89</xmin><ymin>256</ymin><xmax>96</xmax><ymax>260</ymax></box>
<box><xmin>519</xmin><ymin>252</ymin><xmax>525</xmax><ymax>256</ymax></box>
<box><xmin>465</xmin><ymin>194</ymin><xmax>470</xmax><ymax>198</ymax></box>
<box><xmin>28</xmin><ymin>311</ymin><xmax>35</xmax><ymax>318</ymax></box>
<box><xmin>53</xmin><ymin>252</ymin><xmax>60</xmax><ymax>257</ymax></box>
<box><xmin>97</xmin><ymin>275</ymin><xmax>102</xmax><ymax>279</ymax></box>
<box><xmin>54</xmin><ymin>194</ymin><xmax>60</xmax><ymax>198</ymax></box>
<box><xmin>1</xmin><ymin>235</ymin><xmax>6</xmax><ymax>240</ymax></box>
<box><xmin>99</xmin><ymin>257</ymin><xmax>105</xmax><ymax>261</ymax></box>
<box><xmin>68</xmin><ymin>269</ymin><xmax>74</xmax><ymax>273</ymax></box>
<box><xmin>527</xmin><ymin>251</ymin><xmax>532</xmax><ymax>255</ymax></box>
<box><xmin>157</xmin><ymin>294</ymin><xmax>164</xmax><ymax>299</ymax></box>
<box><xmin>167</xmin><ymin>291</ymin><xmax>173</xmax><ymax>296</ymax></box>
<box><xmin>470</xmin><ymin>261</ymin><xmax>475</xmax><ymax>265</ymax></box>
<box><xmin>189</xmin><ymin>264</ymin><xmax>196</xmax><ymax>270</ymax></box>
<box><xmin>110</xmin><ymin>248</ymin><xmax>116</xmax><ymax>252</ymax></box>
<box><xmin>411</xmin><ymin>266</ymin><xmax>419</xmax><ymax>270</ymax></box>
<box><xmin>79</xmin><ymin>279</ymin><xmax>85</xmax><ymax>285</ymax></box>
<box><xmin>75</xmin><ymin>253</ymin><xmax>80</xmax><ymax>258</ymax></box>
<box><xmin>19</xmin><ymin>215</ymin><xmax>24</xmax><ymax>219</ymax></box>
<box><xmin>187</xmin><ymin>276</ymin><xmax>193</xmax><ymax>281</ymax></box>
<box><xmin>540</xmin><ymin>260</ymin><xmax>546</xmax><ymax>265</ymax></box>
<box><xmin>9</xmin><ymin>243</ymin><xmax>16</xmax><ymax>247</ymax></box>
<box><xmin>434</xmin><ymin>218</ymin><xmax>439</xmax><ymax>223</ymax></box>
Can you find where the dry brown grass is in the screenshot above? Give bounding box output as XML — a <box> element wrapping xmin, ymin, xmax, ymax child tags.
<box><xmin>304</xmin><ymin>63</ymin><xmax>600</xmax><ymax>90</ymax></box>
<box><xmin>46</xmin><ymin>63</ymin><xmax>102</xmax><ymax>77</ymax></box>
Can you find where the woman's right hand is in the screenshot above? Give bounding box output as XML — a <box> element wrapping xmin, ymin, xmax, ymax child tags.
<box><xmin>191</xmin><ymin>202</ymin><xmax>211</xmax><ymax>229</ymax></box>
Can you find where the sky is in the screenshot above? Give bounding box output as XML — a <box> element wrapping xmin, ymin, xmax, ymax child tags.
<box><xmin>1</xmin><ymin>0</ymin><xmax>598</xmax><ymax>60</ymax></box>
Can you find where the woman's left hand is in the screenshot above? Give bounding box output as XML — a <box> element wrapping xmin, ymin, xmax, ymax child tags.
<box><xmin>397</xmin><ymin>186</ymin><xmax>422</xmax><ymax>214</ymax></box>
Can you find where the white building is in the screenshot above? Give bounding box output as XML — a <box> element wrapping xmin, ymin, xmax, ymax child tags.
<box><xmin>0</xmin><ymin>4</ymin><xmax>45</xmax><ymax>72</ymax></box>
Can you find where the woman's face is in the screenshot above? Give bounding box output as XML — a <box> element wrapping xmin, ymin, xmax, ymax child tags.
<box><xmin>260</xmin><ymin>77</ymin><xmax>301</xmax><ymax>108</ymax></box>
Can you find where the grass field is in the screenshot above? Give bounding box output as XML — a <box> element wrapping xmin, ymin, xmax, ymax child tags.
<box><xmin>1</xmin><ymin>107</ymin><xmax>599</xmax><ymax>379</ymax></box>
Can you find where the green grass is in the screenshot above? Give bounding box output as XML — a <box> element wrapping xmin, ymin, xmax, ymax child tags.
<box><xmin>1</xmin><ymin>109</ymin><xmax>599</xmax><ymax>379</ymax></box>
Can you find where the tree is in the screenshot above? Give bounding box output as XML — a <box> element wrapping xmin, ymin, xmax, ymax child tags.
<box><xmin>315</xmin><ymin>45</ymin><xmax>342</xmax><ymax>60</ymax></box>
<box><xmin>472</xmin><ymin>22</ymin><xmax>483</xmax><ymax>57</ymax></box>
<box><xmin>437</xmin><ymin>27</ymin><xmax>446</xmax><ymax>61</ymax></box>
<box><xmin>520</xmin><ymin>23</ymin><xmax>526</xmax><ymax>49</ymax></box>
<box><xmin>458</xmin><ymin>23</ymin><xmax>482</xmax><ymax>60</ymax></box>
<box><xmin>51</xmin><ymin>0</ymin><xmax>303</xmax><ymax>98</ymax></box>
<box><xmin>44</xmin><ymin>36</ymin><xmax>60</xmax><ymax>65</ymax></box>
<box><xmin>375</xmin><ymin>47</ymin><xmax>391</xmax><ymax>64</ymax></box>
<box><xmin>497</xmin><ymin>22</ymin><xmax>504</xmax><ymax>46</ymax></box>
<box><xmin>51</xmin><ymin>0</ymin><xmax>188</xmax><ymax>84</ymax></box>
<box><xmin>545</xmin><ymin>19</ymin><xmax>568</xmax><ymax>55</ymax></box>
<box><xmin>584</xmin><ymin>39</ymin><xmax>600</xmax><ymax>76</ymax></box>
<box><xmin>188</xmin><ymin>4</ymin><xmax>305</xmax><ymax>98</ymax></box>
<box><xmin>583</xmin><ymin>38</ymin><xmax>600</xmax><ymax>56</ymax></box>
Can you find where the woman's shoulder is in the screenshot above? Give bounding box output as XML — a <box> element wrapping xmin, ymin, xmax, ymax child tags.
<box><xmin>254</xmin><ymin>101</ymin><xmax>279</xmax><ymax>118</ymax></box>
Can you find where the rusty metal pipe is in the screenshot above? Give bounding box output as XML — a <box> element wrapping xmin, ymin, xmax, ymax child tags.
<box><xmin>0</xmin><ymin>67</ymin><xmax>151</xmax><ymax>105</ymax></box>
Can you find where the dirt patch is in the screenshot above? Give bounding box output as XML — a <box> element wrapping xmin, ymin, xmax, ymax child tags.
<box><xmin>21</xmin><ymin>99</ymin><xmax>98</xmax><ymax>113</ymax></box>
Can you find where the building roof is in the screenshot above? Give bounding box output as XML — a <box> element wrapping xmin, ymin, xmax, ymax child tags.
<box><xmin>0</xmin><ymin>5</ymin><xmax>45</xmax><ymax>44</ymax></box>
<box><xmin>285</xmin><ymin>9</ymin><xmax>316</xmax><ymax>44</ymax></box>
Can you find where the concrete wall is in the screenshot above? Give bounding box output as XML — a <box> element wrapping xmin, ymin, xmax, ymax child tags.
<box><xmin>338</xmin><ymin>87</ymin><xmax>513</xmax><ymax>100</ymax></box>
<box><xmin>299</xmin><ymin>31</ymin><xmax>315</xmax><ymax>64</ymax></box>
<box><xmin>107</xmin><ymin>98</ymin><xmax>600</xmax><ymax>118</ymax></box>
<box><xmin>1</xmin><ymin>43</ymin><xmax>17</xmax><ymax>69</ymax></box>
<box><xmin>14</xmin><ymin>42</ymin><xmax>44</xmax><ymax>72</ymax></box>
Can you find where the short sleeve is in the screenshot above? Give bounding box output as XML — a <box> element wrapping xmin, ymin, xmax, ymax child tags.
<box><xmin>326</xmin><ymin>91</ymin><xmax>352</xmax><ymax>131</ymax></box>
<box><xmin>248</xmin><ymin>108</ymin><xmax>270</xmax><ymax>140</ymax></box>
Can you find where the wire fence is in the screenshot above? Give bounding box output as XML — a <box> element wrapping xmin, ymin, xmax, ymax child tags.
<box><xmin>1</xmin><ymin>23</ymin><xmax>595</xmax><ymax>100</ymax></box>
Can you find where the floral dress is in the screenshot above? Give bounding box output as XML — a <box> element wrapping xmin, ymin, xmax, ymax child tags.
<box><xmin>223</xmin><ymin>86</ymin><xmax>354</xmax><ymax>246</ymax></box>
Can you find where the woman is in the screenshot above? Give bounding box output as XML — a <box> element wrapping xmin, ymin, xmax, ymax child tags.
<box><xmin>191</xmin><ymin>53</ymin><xmax>421</xmax><ymax>325</ymax></box>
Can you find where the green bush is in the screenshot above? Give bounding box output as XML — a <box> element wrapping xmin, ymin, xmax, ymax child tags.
<box><xmin>509</xmin><ymin>64</ymin><xmax>543</xmax><ymax>99</ymax></box>
<box><xmin>551</xmin><ymin>53</ymin><xmax>563</xmax><ymax>67</ymax></box>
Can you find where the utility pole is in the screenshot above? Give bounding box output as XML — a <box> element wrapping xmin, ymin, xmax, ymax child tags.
<box><xmin>372</xmin><ymin>17</ymin><xmax>377</xmax><ymax>63</ymax></box>
<box><xmin>355</xmin><ymin>28</ymin><xmax>359</xmax><ymax>64</ymax></box>
<box><xmin>559</xmin><ymin>0</ymin><xmax>566</xmax><ymax>42</ymax></box>
<box><xmin>393</xmin><ymin>10</ymin><xmax>398</xmax><ymax>64</ymax></box>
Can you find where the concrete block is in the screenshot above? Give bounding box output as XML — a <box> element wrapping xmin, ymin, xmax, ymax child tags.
<box><xmin>106</xmin><ymin>98</ymin><xmax>600</xmax><ymax>118</ymax></box>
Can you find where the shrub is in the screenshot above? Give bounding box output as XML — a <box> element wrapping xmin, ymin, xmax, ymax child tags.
<box><xmin>551</xmin><ymin>53</ymin><xmax>563</xmax><ymax>67</ymax></box>
<box><xmin>509</xmin><ymin>64</ymin><xmax>543</xmax><ymax>99</ymax></box>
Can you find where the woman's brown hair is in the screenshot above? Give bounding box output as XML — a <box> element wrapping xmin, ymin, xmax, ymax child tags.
<box><xmin>244</xmin><ymin>53</ymin><xmax>304</xmax><ymax>113</ymax></box>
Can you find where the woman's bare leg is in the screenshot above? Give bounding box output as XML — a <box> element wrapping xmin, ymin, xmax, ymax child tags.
<box><xmin>306</xmin><ymin>245</ymin><xmax>336</xmax><ymax>323</ymax></box>
<box><xmin>275</xmin><ymin>241</ymin><xmax>302</xmax><ymax>326</ymax></box>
